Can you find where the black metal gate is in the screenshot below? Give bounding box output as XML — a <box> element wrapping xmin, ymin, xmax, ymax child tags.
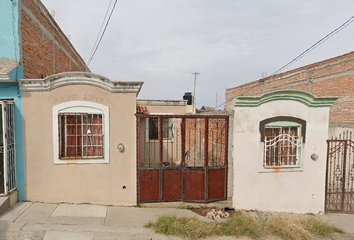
<box><xmin>136</xmin><ymin>115</ymin><xmax>228</xmax><ymax>203</ymax></box>
<box><xmin>325</xmin><ymin>131</ymin><xmax>354</xmax><ymax>213</ymax></box>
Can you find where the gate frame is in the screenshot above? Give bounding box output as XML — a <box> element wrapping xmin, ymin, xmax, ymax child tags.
<box><xmin>325</xmin><ymin>132</ymin><xmax>354</xmax><ymax>213</ymax></box>
<box><xmin>136</xmin><ymin>114</ymin><xmax>229</xmax><ymax>203</ymax></box>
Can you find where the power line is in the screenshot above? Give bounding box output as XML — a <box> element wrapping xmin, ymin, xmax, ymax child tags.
<box><xmin>87</xmin><ymin>0</ymin><xmax>118</xmax><ymax>66</ymax></box>
<box><xmin>217</xmin><ymin>15</ymin><xmax>354</xmax><ymax>109</ymax></box>
<box><xmin>270</xmin><ymin>15</ymin><xmax>354</xmax><ymax>76</ymax></box>
<box><xmin>88</xmin><ymin>0</ymin><xmax>113</xmax><ymax>63</ymax></box>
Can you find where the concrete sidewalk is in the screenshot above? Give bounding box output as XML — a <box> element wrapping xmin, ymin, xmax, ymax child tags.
<box><xmin>0</xmin><ymin>202</ymin><xmax>213</xmax><ymax>240</ymax></box>
<box><xmin>0</xmin><ymin>202</ymin><xmax>353</xmax><ymax>240</ymax></box>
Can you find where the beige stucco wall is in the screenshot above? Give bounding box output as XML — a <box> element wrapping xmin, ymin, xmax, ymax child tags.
<box><xmin>137</xmin><ymin>99</ymin><xmax>187</xmax><ymax>115</ymax></box>
<box><xmin>22</xmin><ymin>84</ymin><xmax>137</xmax><ymax>206</ymax></box>
<box><xmin>145</xmin><ymin>105</ymin><xmax>187</xmax><ymax>115</ymax></box>
<box><xmin>233</xmin><ymin>100</ymin><xmax>330</xmax><ymax>213</ymax></box>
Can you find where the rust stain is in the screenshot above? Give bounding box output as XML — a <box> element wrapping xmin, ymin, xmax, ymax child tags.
<box><xmin>273</xmin><ymin>167</ymin><xmax>279</xmax><ymax>181</ymax></box>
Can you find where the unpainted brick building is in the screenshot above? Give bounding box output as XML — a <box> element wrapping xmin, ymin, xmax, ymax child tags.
<box><xmin>226</xmin><ymin>51</ymin><xmax>354</xmax><ymax>137</ymax></box>
<box><xmin>20</xmin><ymin>0</ymin><xmax>87</xmax><ymax>78</ymax></box>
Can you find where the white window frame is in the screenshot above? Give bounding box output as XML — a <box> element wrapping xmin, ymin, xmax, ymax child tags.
<box><xmin>259</xmin><ymin>121</ymin><xmax>304</xmax><ymax>172</ymax></box>
<box><xmin>145</xmin><ymin>113</ymin><xmax>174</xmax><ymax>142</ymax></box>
<box><xmin>53</xmin><ymin>101</ymin><xmax>109</xmax><ymax>164</ymax></box>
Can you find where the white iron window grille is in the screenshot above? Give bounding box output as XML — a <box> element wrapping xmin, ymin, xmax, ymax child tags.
<box><xmin>264</xmin><ymin>124</ymin><xmax>302</xmax><ymax>168</ymax></box>
<box><xmin>0</xmin><ymin>101</ymin><xmax>16</xmax><ymax>195</ymax></box>
<box><xmin>59</xmin><ymin>113</ymin><xmax>104</xmax><ymax>159</ymax></box>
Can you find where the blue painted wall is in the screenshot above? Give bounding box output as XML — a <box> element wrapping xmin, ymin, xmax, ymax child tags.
<box><xmin>0</xmin><ymin>0</ymin><xmax>20</xmax><ymax>61</ymax></box>
<box><xmin>0</xmin><ymin>0</ymin><xmax>25</xmax><ymax>201</ymax></box>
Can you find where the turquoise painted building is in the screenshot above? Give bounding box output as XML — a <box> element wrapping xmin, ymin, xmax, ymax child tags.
<box><xmin>1</xmin><ymin>0</ymin><xmax>87</xmax><ymax>203</ymax></box>
<box><xmin>0</xmin><ymin>0</ymin><xmax>25</xmax><ymax>201</ymax></box>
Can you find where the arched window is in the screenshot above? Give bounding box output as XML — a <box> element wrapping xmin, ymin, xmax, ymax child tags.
<box><xmin>260</xmin><ymin>117</ymin><xmax>306</xmax><ymax>169</ymax></box>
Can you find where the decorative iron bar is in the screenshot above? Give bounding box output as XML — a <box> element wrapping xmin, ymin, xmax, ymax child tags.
<box><xmin>0</xmin><ymin>106</ymin><xmax>4</xmax><ymax>194</ymax></box>
<box><xmin>58</xmin><ymin>113</ymin><xmax>104</xmax><ymax>159</ymax></box>
<box><xmin>326</xmin><ymin>131</ymin><xmax>354</xmax><ymax>213</ymax></box>
<box><xmin>0</xmin><ymin>102</ymin><xmax>16</xmax><ymax>195</ymax></box>
<box><xmin>264</xmin><ymin>133</ymin><xmax>301</xmax><ymax>167</ymax></box>
<box><xmin>6</xmin><ymin>103</ymin><xmax>16</xmax><ymax>192</ymax></box>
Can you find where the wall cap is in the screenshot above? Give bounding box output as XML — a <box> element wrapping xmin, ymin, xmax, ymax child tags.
<box><xmin>0</xmin><ymin>73</ymin><xmax>15</xmax><ymax>82</ymax></box>
<box><xmin>19</xmin><ymin>72</ymin><xmax>144</xmax><ymax>94</ymax></box>
<box><xmin>137</xmin><ymin>99</ymin><xmax>187</xmax><ymax>106</ymax></box>
<box><xmin>232</xmin><ymin>90</ymin><xmax>339</xmax><ymax>108</ymax></box>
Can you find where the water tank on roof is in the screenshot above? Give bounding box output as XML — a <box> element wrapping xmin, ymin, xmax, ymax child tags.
<box><xmin>183</xmin><ymin>92</ymin><xmax>193</xmax><ymax>105</ymax></box>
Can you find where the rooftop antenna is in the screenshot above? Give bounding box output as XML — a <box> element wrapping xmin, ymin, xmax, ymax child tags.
<box><xmin>51</xmin><ymin>10</ymin><xmax>56</xmax><ymax>19</ymax></box>
<box><xmin>190</xmin><ymin>71</ymin><xmax>201</xmax><ymax>109</ymax></box>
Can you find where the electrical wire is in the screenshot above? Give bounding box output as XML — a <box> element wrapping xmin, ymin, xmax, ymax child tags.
<box><xmin>270</xmin><ymin>15</ymin><xmax>354</xmax><ymax>76</ymax></box>
<box><xmin>87</xmin><ymin>0</ymin><xmax>113</xmax><ymax>64</ymax></box>
<box><xmin>87</xmin><ymin>0</ymin><xmax>118</xmax><ymax>66</ymax></box>
<box><xmin>216</xmin><ymin>15</ymin><xmax>354</xmax><ymax>109</ymax></box>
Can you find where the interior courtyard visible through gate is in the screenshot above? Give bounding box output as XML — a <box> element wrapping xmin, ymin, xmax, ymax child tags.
<box><xmin>137</xmin><ymin>115</ymin><xmax>230</xmax><ymax>203</ymax></box>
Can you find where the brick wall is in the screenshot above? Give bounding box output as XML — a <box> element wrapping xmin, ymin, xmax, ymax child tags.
<box><xmin>20</xmin><ymin>0</ymin><xmax>86</xmax><ymax>79</ymax></box>
<box><xmin>226</xmin><ymin>51</ymin><xmax>354</xmax><ymax>125</ymax></box>
<box><xmin>185</xmin><ymin>117</ymin><xmax>228</xmax><ymax>167</ymax></box>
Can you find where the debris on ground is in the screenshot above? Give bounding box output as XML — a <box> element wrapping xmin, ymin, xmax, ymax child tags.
<box><xmin>202</xmin><ymin>208</ymin><xmax>229</xmax><ymax>220</ymax></box>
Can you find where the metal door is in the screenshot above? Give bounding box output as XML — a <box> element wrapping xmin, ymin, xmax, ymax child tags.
<box><xmin>325</xmin><ymin>131</ymin><xmax>354</xmax><ymax>213</ymax></box>
<box><xmin>137</xmin><ymin>115</ymin><xmax>228</xmax><ymax>203</ymax></box>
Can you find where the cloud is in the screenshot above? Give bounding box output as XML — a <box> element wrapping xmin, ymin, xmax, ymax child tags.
<box><xmin>43</xmin><ymin>0</ymin><xmax>354</xmax><ymax>108</ymax></box>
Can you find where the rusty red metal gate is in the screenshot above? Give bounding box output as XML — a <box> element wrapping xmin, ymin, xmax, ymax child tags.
<box><xmin>325</xmin><ymin>131</ymin><xmax>354</xmax><ymax>213</ymax></box>
<box><xmin>136</xmin><ymin>115</ymin><xmax>228</xmax><ymax>203</ymax></box>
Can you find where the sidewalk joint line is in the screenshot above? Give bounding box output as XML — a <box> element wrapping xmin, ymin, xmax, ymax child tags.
<box><xmin>13</xmin><ymin>202</ymin><xmax>33</xmax><ymax>223</ymax></box>
<box><xmin>49</xmin><ymin>203</ymin><xmax>60</xmax><ymax>219</ymax></box>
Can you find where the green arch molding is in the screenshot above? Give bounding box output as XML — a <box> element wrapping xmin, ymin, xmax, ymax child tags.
<box><xmin>232</xmin><ymin>90</ymin><xmax>339</xmax><ymax>108</ymax></box>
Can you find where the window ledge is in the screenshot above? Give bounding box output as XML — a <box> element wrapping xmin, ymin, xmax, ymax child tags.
<box><xmin>259</xmin><ymin>167</ymin><xmax>303</xmax><ymax>173</ymax></box>
<box><xmin>54</xmin><ymin>158</ymin><xmax>108</xmax><ymax>165</ymax></box>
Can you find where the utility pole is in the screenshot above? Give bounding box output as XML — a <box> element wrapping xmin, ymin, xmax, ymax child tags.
<box><xmin>190</xmin><ymin>71</ymin><xmax>201</xmax><ymax>111</ymax></box>
<box><xmin>215</xmin><ymin>92</ymin><xmax>218</xmax><ymax>109</ymax></box>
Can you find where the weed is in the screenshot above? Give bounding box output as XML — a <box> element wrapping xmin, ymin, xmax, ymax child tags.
<box><xmin>146</xmin><ymin>212</ymin><xmax>344</xmax><ymax>240</ymax></box>
<box><xmin>219</xmin><ymin>214</ymin><xmax>263</xmax><ymax>239</ymax></box>
<box><xmin>265</xmin><ymin>215</ymin><xmax>313</xmax><ymax>240</ymax></box>
<box><xmin>302</xmin><ymin>217</ymin><xmax>344</xmax><ymax>236</ymax></box>
<box><xmin>134</xmin><ymin>203</ymin><xmax>141</xmax><ymax>208</ymax></box>
<box><xmin>146</xmin><ymin>215</ymin><xmax>215</xmax><ymax>240</ymax></box>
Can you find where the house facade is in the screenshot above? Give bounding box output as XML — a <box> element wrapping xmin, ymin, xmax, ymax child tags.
<box><xmin>231</xmin><ymin>91</ymin><xmax>337</xmax><ymax>213</ymax></box>
<box><xmin>227</xmin><ymin>51</ymin><xmax>354</xmax><ymax>213</ymax></box>
<box><xmin>19</xmin><ymin>72</ymin><xmax>143</xmax><ymax>205</ymax></box>
<box><xmin>0</xmin><ymin>0</ymin><xmax>86</xmax><ymax>201</ymax></box>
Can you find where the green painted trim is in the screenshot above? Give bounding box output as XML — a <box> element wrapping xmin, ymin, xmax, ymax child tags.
<box><xmin>232</xmin><ymin>90</ymin><xmax>338</xmax><ymax>108</ymax></box>
<box><xmin>265</xmin><ymin>121</ymin><xmax>301</xmax><ymax>127</ymax></box>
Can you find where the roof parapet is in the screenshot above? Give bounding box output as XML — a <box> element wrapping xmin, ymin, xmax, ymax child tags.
<box><xmin>19</xmin><ymin>72</ymin><xmax>143</xmax><ymax>94</ymax></box>
<box><xmin>232</xmin><ymin>90</ymin><xmax>339</xmax><ymax>108</ymax></box>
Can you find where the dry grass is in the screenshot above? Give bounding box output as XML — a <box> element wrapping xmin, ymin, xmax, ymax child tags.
<box><xmin>145</xmin><ymin>212</ymin><xmax>343</xmax><ymax>240</ymax></box>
